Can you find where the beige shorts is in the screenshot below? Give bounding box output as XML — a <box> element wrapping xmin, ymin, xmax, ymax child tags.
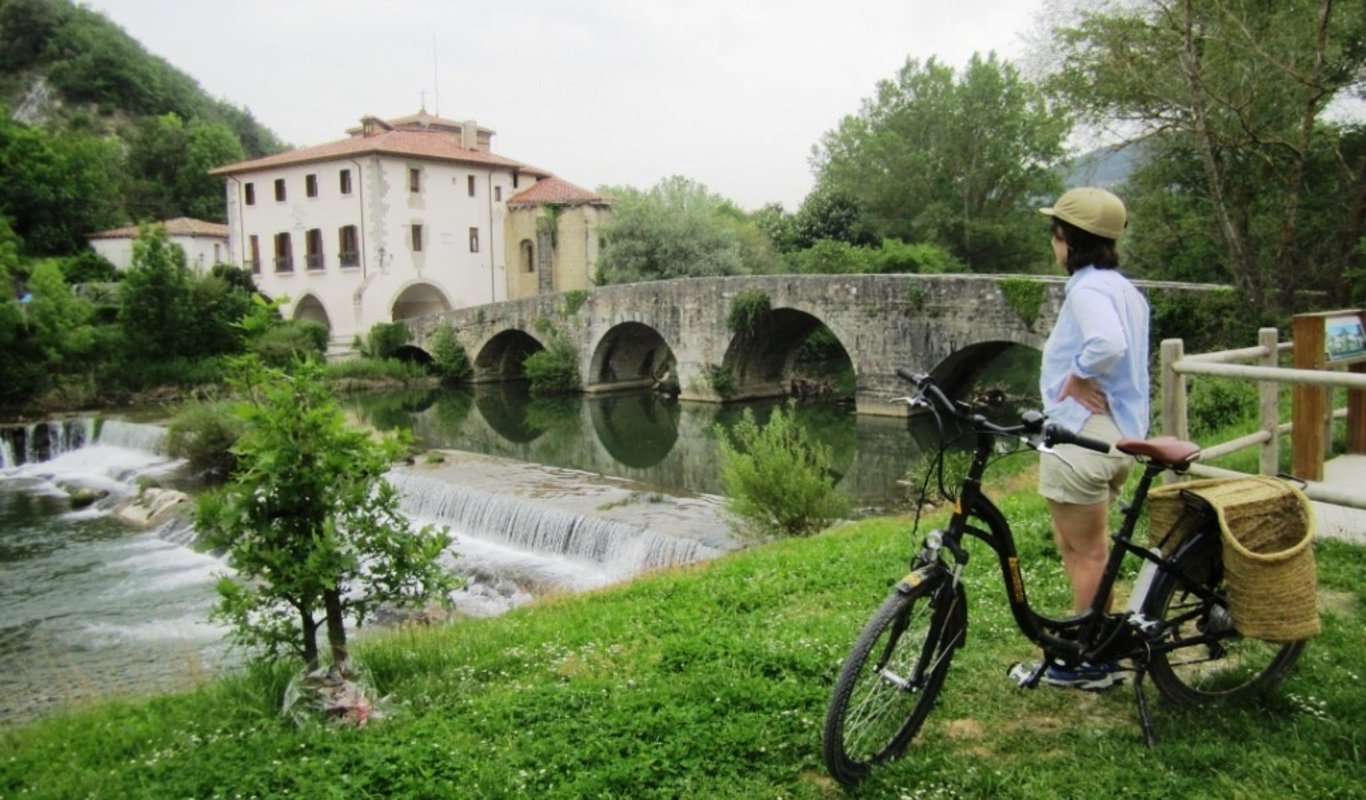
<box><xmin>1038</xmin><ymin>414</ymin><xmax>1135</xmax><ymax>505</ymax></box>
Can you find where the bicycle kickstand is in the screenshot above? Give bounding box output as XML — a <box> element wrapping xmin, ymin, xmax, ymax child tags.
<box><xmin>1132</xmin><ymin>666</ymin><xmax>1158</xmax><ymax>748</ymax></box>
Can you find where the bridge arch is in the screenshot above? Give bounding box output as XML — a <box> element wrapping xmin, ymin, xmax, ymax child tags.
<box><xmin>473</xmin><ymin>329</ymin><xmax>544</xmax><ymax>382</ymax></box>
<box><xmin>587</xmin><ymin>321</ymin><xmax>677</xmax><ymax>394</ymax></box>
<box><xmin>721</xmin><ymin>307</ymin><xmax>854</xmax><ymax>401</ymax></box>
<box><xmin>391</xmin><ymin>280</ymin><xmax>452</xmax><ymax>322</ymax></box>
<box><xmin>928</xmin><ymin>341</ymin><xmax>1041</xmax><ymax>401</ymax></box>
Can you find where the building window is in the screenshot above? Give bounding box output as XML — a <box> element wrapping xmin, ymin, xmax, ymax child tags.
<box><xmin>494</xmin><ymin>186</ymin><xmax>502</xmax><ymax>202</ymax></box>
<box><xmin>244</xmin><ymin>182</ymin><xmax>256</xmax><ymax>206</ymax></box>
<box><xmin>467</xmin><ymin>175</ymin><xmax>476</xmax><ymax>197</ymax></box>
<box><xmin>409</xmin><ymin>168</ymin><xmax>421</xmax><ymax>193</ymax></box>
<box><xmin>305</xmin><ymin>174</ymin><xmax>318</xmax><ymax>198</ymax></box>
<box><xmin>338</xmin><ymin>225</ymin><xmax>359</xmax><ymax>267</ymax></box>
<box><xmin>274</xmin><ymin>178</ymin><xmax>286</xmax><ymax>202</ymax></box>
<box><xmin>411</xmin><ymin>224</ymin><xmax>423</xmax><ymax>252</ymax></box>
<box><xmin>512</xmin><ymin>173</ymin><xmax>520</xmax><ymax>189</ymax></box>
<box><xmin>469</xmin><ymin>227</ymin><xmax>479</xmax><ymax>253</ymax></box>
<box><xmin>273</xmin><ymin>232</ymin><xmax>293</xmax><ymax>271</ymax></box>
<box><xmin>305</xmin><ymin>228</ymin><xmax>324</xmax><ymax>270</ymax></box>
<box><xmin>339</xmin><ymin>169</ymin><xmax>352</xmax><ymax>195</ymax></box>
<box><xmin>520</xmin><ymin>239</ymin><xmax>534</xmax><ymax>272</ymax></box>
<box><xmin>248</xmin><ymin>235</ymin><xmax>261</xmax><ymax>273</ymax></box>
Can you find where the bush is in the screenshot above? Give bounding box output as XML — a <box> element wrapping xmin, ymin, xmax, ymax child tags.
<box><xmin>715</xmin><ymin>403</ymin><xmax>849</xmax><ymax>538</ymax></box>
<box><xmin>429</xmin><ymin>324</ymin><xmax>472</xmax><ymax>383</ymax></box>
<box><xmin>250</xmin><ymin>320</ymin><xmax>328</xmax><ymax>366</ymax></box>
<box><xmin>523</xmin><ymin>335</ymin><xmax>580</xmax><ymax>395</ymax></box>
<box><xmin>365</xmin><ymin>321</ymin><xmax>411</xmax><ymax>360</ymax></box>
<box><xmin>167</xmin><ymin>399</ymin><xmax>244</xmax><ymax>479</ymax></box>
<box><xmin>1187</xmin><ymin>378</ymin><xmax>1258</xmax><ymax>440</ymax></box>
<box><xmin>728</xmin><ymin>289</ymin><xmax>771</xmax><ymax>335</ymax></box>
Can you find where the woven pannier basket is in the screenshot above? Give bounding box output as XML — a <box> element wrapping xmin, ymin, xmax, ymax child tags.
<box><xmin>1146</xmin><ymin>476</ymin><xmax>1319</xmax><ymax>643</ymax></box>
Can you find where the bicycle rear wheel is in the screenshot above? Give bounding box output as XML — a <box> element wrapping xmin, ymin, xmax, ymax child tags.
<box><xmin>1144</xmin><ymin>531</ymin><xmax>1305</xmax><ymax>706</ymax></box>
<box><xmin>822</xmin><ymin>571</ymin><xmax>966</xmax><ymax>787</ymax></box>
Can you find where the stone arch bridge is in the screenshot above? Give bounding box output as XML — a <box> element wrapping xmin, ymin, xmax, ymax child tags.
<box><xmin>402</xmin><ymin>274</ymin><xmax>1211</xmax><ymax>417</ymax></box>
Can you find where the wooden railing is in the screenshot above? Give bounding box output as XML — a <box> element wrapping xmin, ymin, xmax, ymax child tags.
<box><xmin>1160</xmin><ymin>328</ymin><xmax>1366</xmax><ymax>510</ymax></box>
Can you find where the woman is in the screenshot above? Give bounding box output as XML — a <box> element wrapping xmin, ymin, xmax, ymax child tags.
<box><xmin>1032</xmin><ymin>187</ymin><xmax>1149</xmax><ymax>691</ymax></box>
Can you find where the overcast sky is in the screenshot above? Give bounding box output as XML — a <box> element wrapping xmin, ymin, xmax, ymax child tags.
<box><xmin>88</xmin><ymin>0</ymin><xmax>1047</xmax><ymax>211</ymax></box>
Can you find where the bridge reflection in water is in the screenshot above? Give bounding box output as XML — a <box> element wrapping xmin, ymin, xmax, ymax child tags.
<box><xmin>344</xmin><ymin>383</ymin><xmax>952</xmax><ymax>510</ymax></box>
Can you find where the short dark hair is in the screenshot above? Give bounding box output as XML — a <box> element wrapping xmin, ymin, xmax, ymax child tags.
<box><xmin>1053</xmin><ymin>219</ymin><xmax>1119</xmax><ymax>272</ymax></box>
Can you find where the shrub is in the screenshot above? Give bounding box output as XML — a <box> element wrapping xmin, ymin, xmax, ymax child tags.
<box><xmin>250</xmin><ymin>320</ymin><xmax>328</xmax><ymax>366</ymax></box>
<box><xmin>167</xmin><ymin>399</ymin><xmax>244</xmax><ymax>479</ymax></box>
<box><xmin>429</xmin><ymin>324</ymin><xmax>472</xmax><ymax>383</ymax></box>
<box><xmin>728</xmin><ymin>289</ymin><xmax>771</xmax><ymax>335</ymax></box>
<box><xmin>996</xmin><ymin>277</ymin><xmax>1048</xmax><ymax>330</ymax></box>
<box><xmin>523</xmin><ymin>333</ymin><xmax>579</xmax><ymax>395</ymax></box>
<box><xmin>705</xmin><ymin>364</ymin><xmax>737</xmax><ymax>398</ymax></box>
<box><xmin>365</xmin><ymin>321</ymin><xmax>411</xmax><ymax>360</ymax></box>
<box><xmin>715</xmin><ymin>403</ymin><xmax>849</xmax><ymax>538</ymax></box>
<box><xmin>1187</xmin><ymin>378</ymin><xmax>1258</xmax><ymax>440</ymax></box>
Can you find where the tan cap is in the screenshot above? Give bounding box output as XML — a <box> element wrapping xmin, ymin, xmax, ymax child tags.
<box><xmin>1039</xmin><ymin>188</ymin><xmax>1126</xmax><ymax>240</ymax></box>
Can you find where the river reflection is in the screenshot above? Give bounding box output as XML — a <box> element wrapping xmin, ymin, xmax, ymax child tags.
<box><xmin>345</xmin><ymin>384</ymin><xmax>946</xmax><ymax>510</ymax></box>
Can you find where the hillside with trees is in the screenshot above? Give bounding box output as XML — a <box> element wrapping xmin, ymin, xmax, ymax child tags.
<box><xmin>0</xmin><ymin>0</ymin><xmax>283</xmax><ymax>256</ymax></box>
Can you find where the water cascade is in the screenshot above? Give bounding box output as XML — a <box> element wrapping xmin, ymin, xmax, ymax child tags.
<box><xmin>388</xmin><ymin>470</ymin><xmax>730</xmax><ymax>594</ymax></box>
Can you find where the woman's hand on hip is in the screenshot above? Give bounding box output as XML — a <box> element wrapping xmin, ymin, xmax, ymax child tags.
<box><xmin>1060</xmin><ymin>373</ymin><xmax>1110</xmax><ymax>414</ymax></box>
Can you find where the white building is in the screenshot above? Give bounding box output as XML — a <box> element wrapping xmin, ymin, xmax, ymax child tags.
<box><xmin>86</xmin><ymin>217</ymin><xmax>230</xmax><ymax>272</ymax></box>
<box><xmin>209</xmin><ymin>112</ymin><xmax>552</xmax><ymax>352</ymax></box>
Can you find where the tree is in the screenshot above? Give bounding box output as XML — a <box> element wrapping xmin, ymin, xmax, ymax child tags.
<box><xmin>813</xmin><ymin>53</ymin><xmax>1070</xmax><ymax>273</ymax></box>
<box><xmin>596</xmin><ymin>176</ymin><xmax>770</xmax><ymax>284</ymax></box>
<box><xmin>126</xmin><ymin>113</ymin><xmax>242</xmax><ymax>222</ymax></box>
<box><xmin>117</xmin><ymin>223</ymin><xmax>194</xmax><ymax>361</ymax></box>
<box><xmin>790</xmin><ymin>187</ymin><xmax>878</xmax><ymax>250</ymax></box>
<box><xmin>1046</xmin><ymin>0</ymin><xmax>1366</xmax><ymax>310</ymax></box>
<box><xmin>197</xmin><ymin>359</ymin><xmax>459</xmax><ymax>674</ymax></box>
<box><xmin>0</xmin><ymin>218</ymin><xmax>46</xmax><ymax>406</ymax></box>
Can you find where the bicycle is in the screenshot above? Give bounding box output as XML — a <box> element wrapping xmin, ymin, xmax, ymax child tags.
<box><xmin>821</xmin><ymin>369</ymin><xmax>1307</xmax><ymax>788</ymax></box>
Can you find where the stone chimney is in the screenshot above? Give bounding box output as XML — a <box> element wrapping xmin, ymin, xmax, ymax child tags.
<box><xmin>462</xmin><ymin>120</ymin><xmax>478</xmax><ymax>150</ymax></box>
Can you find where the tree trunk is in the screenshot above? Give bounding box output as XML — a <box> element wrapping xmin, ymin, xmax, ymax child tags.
<box><xmin>301</xmin><ymin>607</ymin><xmax>319</xmax><ymax>672</ymax></box>
<box><xmin>323</xmin><ymin>587</ymin><xmax>351</xmax><ymax>677</ymax></box>
<box><xmin>1179</xmin><ymin>0</ymin><xmax>1262</xmax><ymax>305</ymax></box>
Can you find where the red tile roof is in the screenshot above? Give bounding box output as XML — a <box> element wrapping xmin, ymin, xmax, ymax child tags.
<box><xmin>209</xmin><ymin>125</ymin><xmax>550</xmax><ymax>178</ymax></box>
<box><xmin>507</xmin><ymin>176</ymin><xmax>613</xmax><ymax>207</ymax></box>
<box><xmin>87</xmin><ymin>217</ymin><xmax>229</xmax><ymax>240</ymax></box>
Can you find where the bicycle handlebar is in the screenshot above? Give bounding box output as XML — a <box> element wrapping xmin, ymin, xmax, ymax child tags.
<box><xmin>895</xmin><ymin>368</ymin><xmax>1113</xmax><ymax>455</ymax></box>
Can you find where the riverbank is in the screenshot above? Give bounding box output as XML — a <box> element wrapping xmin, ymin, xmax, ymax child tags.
<box><xmin>3</xmin><ymin>489</ymin><xmax>1361</xmax><ymax>799</ymax></box>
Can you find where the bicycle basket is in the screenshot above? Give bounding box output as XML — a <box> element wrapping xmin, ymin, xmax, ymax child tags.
<box><xmin>1147</xmin><ymin>476</ymin><xmax>1319</xmax><ymax>643</ymax></box>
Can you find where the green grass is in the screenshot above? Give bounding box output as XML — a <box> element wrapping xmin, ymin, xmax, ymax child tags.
<box><xmin>2</xmin><ymin>489</ymin><xmax>1362</xmax><ymax>799</ymax></box>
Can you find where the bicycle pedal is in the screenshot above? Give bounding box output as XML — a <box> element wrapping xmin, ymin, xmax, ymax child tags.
<box><xmin>1007</xmin><ymin>661</ymin><xmax>1044</xmax><ymax>689</ymax></box>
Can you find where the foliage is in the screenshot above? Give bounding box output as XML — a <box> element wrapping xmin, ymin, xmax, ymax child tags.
<box><xmin>715</xmin><ymin>403</ymin><xmax>849</xmax><ymax>538</ymax></box>
<box><xmin>1045</xmin><ymin>0</ymin><xmax>1366</xmax><ymax>311</ymax></box>
<box><xmin>523</xmin><ymin>327</ymin><xmax>580</xmax><ymax>395</ymax></box>
<box><xmin>125</xmin><ymin>113</ymin><xmax>244</xmax><ymax>222</ymax></box>
<box><xmin>322</xmin><ymin>357</ymin><xmax>430</xmax><ymax>384</ymax></box>
<box><xmin>561</xmin><ymin>288</ymin><xmax>589</xmax><ymax>317</ymax></box>
<box><xmin>595</xmin><ymin>176</ymin><xmax>769</xmax><ymax>284</ymax></box>
<box><xmin>428</xmin><ymin>323</ymin><xmax>472</xmax><ymax>383</ymax></box>
<box><xmin>249</xmin><ymin>320</ymin><xmax>328</xmax><ymax>367</ymax></box>
<box><xmin>704</xmin><ymin>364</ymin><xmax>737</xmax><ymax>399</ymax></box>
<box><xmin>727</xmin><ymin>289</ymin><xmax>771</xmax><ymax>335</ymax></box>
<box><xmin>364</xmin><ymin>321</ymin><xmax>411</xmax><ymax>361</ymax></box>
<box><xmin>1186</xmin><ymin>377</ymin><xmax>1259</xmax><ymax>442</ymax></box>
<box><xmin>905</xmin><ymin>282</ymin><xmax>928</xmax><ymax>313</ymax></box>
<box><xmin>116</xmin><ymin>223</ymin><xmax>193</xmax><ymax>361</ymax></box>
<box><xmin>196</xmin><ymin>359</ymin><xmax>459</xmax><ymax>673</ymax></box>
<box><xmin>996</xmin><ymin>276</ymin><xmax>1048</xmax><ymax>330</ymax></box>
<box><xmin>0</xmin><ymin>110</ymin><xmax>125</xmax><ymax>254</ymax></box>
<box><xmin>813</xmin><ymin>52</ymin><xmax>1069</xmax><ymax>273</ymax></box>
<box><xmin>789</xmin><ymin>238</ymin><xmax>964</xmax><ymax>275</ymax></box>
<box><xmin>58</xmin><ymin>249</ymin><xmax>117</xmax><ymax>283</ymax></box>
<box><xmin>166</xmin><ymin>399</ymin><xmax>244</xmax><ymax>479</ymax></box>
<box><xmin>790</xmin><ymin>187</ymin><xmax>878</xmax><ymax>250</ymax></box>
<box><xmin>1149</xmin><ymin>289</ymin><xmax>1273</xmax><ymax>357</ymax></box>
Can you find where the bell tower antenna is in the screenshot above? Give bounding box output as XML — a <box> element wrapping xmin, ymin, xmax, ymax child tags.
<box><xmin>432</xmin><ymin>35</ymin><xmax>440</xmax><ymax>117</ymax></box>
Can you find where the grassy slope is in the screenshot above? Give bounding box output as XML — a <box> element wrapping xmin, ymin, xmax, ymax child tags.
<box><xmin>1</xmin><ymin>490</ymin><xmax>1362</xmax><ymax>799</ymax></box>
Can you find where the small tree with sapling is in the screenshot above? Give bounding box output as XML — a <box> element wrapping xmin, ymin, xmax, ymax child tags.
<box><xmin>197</xmin><ymin>357</ymin><xmax>459</xmax><ymax>722</ymax></box>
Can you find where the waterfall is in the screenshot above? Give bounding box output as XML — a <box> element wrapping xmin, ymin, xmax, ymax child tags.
<box><xmin>95</xmin><ymin>419</ymin><xmax>170</xmax><ymax>454</ymax></box>
<box><xmin>0</xmin><ymin>418</ymin><xmax>96</xmax><ymax>467</ymax></box>
<box><xmin>388</xmin><ymin>470</ymin><xmax>724</xmax><ymax>585</ymax></box>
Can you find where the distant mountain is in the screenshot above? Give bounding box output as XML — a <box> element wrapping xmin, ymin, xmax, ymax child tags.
<box><xmin>1064</xmin><ymin>143</ymin><xmax>1146</xmax><ymax>189</ymax></box>
<box><xmin>0</xmin><ymin>0</ymin><xmax>282</xmax><ymax>156</ymax></box>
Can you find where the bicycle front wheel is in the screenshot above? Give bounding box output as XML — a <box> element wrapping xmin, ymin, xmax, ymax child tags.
<box><xmin>1145</xmin><ymin>532</ymin><xmax>1305</xmax><ymax>706</ymax></box>
<box><xmin>822</xmin><ymin>571</ymin><xmax>967</xmax><ymax>787</ymax></box>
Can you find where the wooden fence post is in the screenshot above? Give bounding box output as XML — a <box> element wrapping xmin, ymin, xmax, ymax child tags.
<box><xmin>1259</xmin><ymin>327</ymin><xmax>1279</xmax><ymax>476</ymax></box>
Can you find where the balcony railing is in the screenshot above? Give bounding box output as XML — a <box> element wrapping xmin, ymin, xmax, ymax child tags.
<box><xmin>274</xmin><ymin>256</ymin><xmax>294</xmax><ymax>272</ymax></box>
<box><xmin>339</xmin><ymin>251</ymin><xmax>360</xmax><ymax>268</ymax></box>
<box><xmin>306</xmin><ymin>253</ymin><xmax>325</xmax><ymax>271</ymax></box>
<box><xmin>248</xmin><ymin>258</ymin><xmax>261</xmax><ymax>274</ymax></box>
